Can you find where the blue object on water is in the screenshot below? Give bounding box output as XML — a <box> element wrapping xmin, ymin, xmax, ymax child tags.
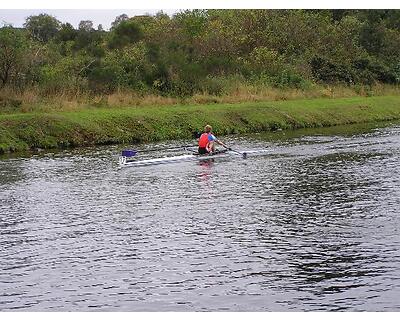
<box><xmin>121</xmin><ymin>150</ymin><xmax>137</xmax><ymax>157</ymax></box>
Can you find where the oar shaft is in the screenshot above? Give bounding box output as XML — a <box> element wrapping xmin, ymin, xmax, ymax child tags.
<box><xmin>228</xmin><ymin>148</ymin><xmax>248</xmax><ymax>159</ymax></box>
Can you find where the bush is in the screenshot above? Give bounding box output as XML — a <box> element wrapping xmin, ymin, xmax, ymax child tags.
<box><xmin>199</xmin><ymin>76</ymin><xmax>226</xmax><ymax>95</ymax></box>
<box><xmin>311</xmin><ymin>56</ymin><xmax>354</xmax><ymax>84</ymax></box>
<box><xmin>393</xmin><ymin>62</ymin><xmax>400</xmax><ymax>84</ymax></box>
<box><xmin>353</xmin><ymin>56</ymin><xmax>398</xmax><ymax>85</ymax></box>
<box><xmin>107</xmin><ymin>20</ymin><xmax>143</xmax><ymax>49</ymax></box>
<box><xmin>251</xmin><ymin>69</ymin><xmax>310</xmax><ymax>89</ymax></box>
<box><xmin>0</xmin><ymin>96</ymin><xmax>22</xmax><ymax>111</ymax></box>
<box><xmin>273</xmin><ymin>69</ymin><xmax>311</xmax><ymax>89</ymax></box>
<box><xmin>246</xmin><ymin>47</ymin><xmax>285</xmax><ymax>76</ymax></box>
<box><xmin>39</xmin><ymin>56</ymin><xmax>89</xmax><ymax>93</ymax></box>
<box><xmin>87</xmin><ymin>65</ymin><xmax>121</xmax><ymax>93</ymax></box>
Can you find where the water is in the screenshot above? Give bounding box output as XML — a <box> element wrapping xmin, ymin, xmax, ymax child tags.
<box><xmin>1</xmin><ymin>122</ymin><xmax>400</xmax><ymax>311</ymax></box>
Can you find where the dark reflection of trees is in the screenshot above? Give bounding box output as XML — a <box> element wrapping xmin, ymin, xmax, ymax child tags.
<box><xmin>0</xmin><ymin>160</ymin><xmax>27</xmax><ymax>186</ymax></box>
<box><xmin>252</xmin><ymin>151</ymin><xmax>391</xmax><ymax>308</ymax></box>
<box><xmin>0</xmin><ymin>161</ymin><xmax>30</xmax><ymax>240</ymax></box>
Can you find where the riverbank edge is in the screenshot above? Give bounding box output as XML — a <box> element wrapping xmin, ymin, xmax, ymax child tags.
<box><xmin>1</xmin><ymin>96</ymin><xmax>400</xmax><ymax>154</ymax></box>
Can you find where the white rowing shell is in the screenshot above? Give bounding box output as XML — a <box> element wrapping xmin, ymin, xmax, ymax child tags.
<box><xmin>118</xmin><ymin>149</ymin><xmax>267</xmax><ymax>167</ymax></box>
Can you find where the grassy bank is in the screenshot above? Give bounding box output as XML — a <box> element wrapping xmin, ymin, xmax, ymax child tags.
<box><xmin>1</xmin><ymin>95</ymin><xmax>400</xmax><ymax>154</ymax></box>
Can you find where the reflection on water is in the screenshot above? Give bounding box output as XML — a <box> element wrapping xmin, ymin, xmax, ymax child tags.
<box><xmin>1</xmin><ymin>123</ymin><xmax>400</xmax><ymax>311</ymax></box>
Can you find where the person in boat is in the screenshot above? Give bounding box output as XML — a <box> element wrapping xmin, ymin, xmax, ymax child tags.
<box><xmin>198</xmin><ymin>125</ymin><xmax>230</xmax><ymax>155</ymax></box>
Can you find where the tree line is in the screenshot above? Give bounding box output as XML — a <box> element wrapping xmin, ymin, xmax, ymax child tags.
<box><xmin>1</xmin><ymin>9</ymin><xmax>400</xmax><ymax>97</ymax></box>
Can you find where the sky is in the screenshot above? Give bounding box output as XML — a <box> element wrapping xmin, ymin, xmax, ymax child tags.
<box><xmin>0</xmin><ymin>9</ymin><xmax>179</xmax><ymax>30</ymax></box>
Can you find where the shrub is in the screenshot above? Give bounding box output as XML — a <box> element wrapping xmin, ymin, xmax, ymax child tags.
<box><xmin>311</xmin><ymin>56</ymin><xmax>354</xmax><ymax>84</ymax></box>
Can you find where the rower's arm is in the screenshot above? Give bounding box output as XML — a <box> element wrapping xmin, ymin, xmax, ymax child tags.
<box><xmin>216</xmin><ymin>139</ymin><xmax>229</xmax><ymax>149</ymax></box>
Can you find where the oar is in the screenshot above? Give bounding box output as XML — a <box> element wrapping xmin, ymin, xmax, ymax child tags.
<box><xmin>226</xmin><ymin>147</ymin><xmax>247</xmax><ymax>159</ymax></box>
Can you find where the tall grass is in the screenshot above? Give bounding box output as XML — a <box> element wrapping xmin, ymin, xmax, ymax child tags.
<box><xmin>1</xmin><ymin>83</ymin><xmax>400</xmax><ymax>113</ymax></box>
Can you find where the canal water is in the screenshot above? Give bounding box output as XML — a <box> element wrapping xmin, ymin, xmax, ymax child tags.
<box><xmin>1</xmin><ymin>122</ymin><xmax>400</xmax><ymax>311</ymax></box>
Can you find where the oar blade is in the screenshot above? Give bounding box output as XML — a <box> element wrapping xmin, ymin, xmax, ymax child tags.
<box><xmin>121</xmin><ymin>150</ymin><xmax>137</xmax><ymax>157</ymax></box>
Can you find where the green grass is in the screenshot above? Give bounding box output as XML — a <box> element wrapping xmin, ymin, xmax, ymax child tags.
<box><xmin>1</xmin><ymin>96</ymin><xmax>400</xmax><ymax>153</ymax></box>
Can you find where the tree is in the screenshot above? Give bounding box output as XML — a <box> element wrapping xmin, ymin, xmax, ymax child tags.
<box><xmin>73</xmin><ymin>21</ymin><xmax>104</xmax><ymax>57</ymax></box>
<box><xmin>24</xmin><ymin>13</ymin><xmax>61</xmax><ymax>42</ymax></box>
<box><xmin>111</xmin><ymin>14</ymin><xmax>129</xmax><ymax>29</ymax></box>
<box><xmin>2</xmin><ymin>9</ymin><xmax>400</xmax><ymax>95</ymax></box>
<box><xmin>38</xmin><ymin>54</ymin><xmax>95</xmax><ymax>93</ymax></box>
<box><xmin>56</xmin><ymin>22</ymin><xmax>77</xmax><ymax>42</ymax></box>
<box><xmin>78</xmin><ymin>20</ymin><xmax>94</xmax><ymax>32</ymax></box>
<box><xmin>107</xmin><ymin>19</ymin><xmax>143</xmax><ymax>49</ymax></box>
<box><xmin>0</xmin><ymin>27</ymin><xmax>28</xmax><ymax>88</ymax></box>
<box><xmin>174</xmin><ymin>10</ymin><xmax>208</xmax><ymax>38</ymax></box>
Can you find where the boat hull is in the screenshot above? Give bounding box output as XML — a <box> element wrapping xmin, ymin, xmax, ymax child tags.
<box><xmin>119</xmin><ymin>151</ymin><xmax>236</xmax><ymax>167</ymax></box>
<box><xmin>118</xmin><ymin>149</ymin><xmax>267</xmax><ymax>168</ymax></box>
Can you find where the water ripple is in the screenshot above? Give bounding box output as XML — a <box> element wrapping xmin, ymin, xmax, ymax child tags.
<box><xmin>1</xmin><ymin>125</ymin><xmax>400</xmax><ymax>311</ymax></box>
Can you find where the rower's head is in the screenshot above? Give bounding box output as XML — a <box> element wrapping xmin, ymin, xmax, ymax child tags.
<box><xmin>204</xmin><ymin>125</ymin><xmax>212</xmax><ymax>133</ymax></box>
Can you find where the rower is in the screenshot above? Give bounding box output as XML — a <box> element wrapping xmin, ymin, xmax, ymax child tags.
<box><xmin>198</xmin><ymin>125</ymin><xmax>230</xmax><ymax>155</ymax></box>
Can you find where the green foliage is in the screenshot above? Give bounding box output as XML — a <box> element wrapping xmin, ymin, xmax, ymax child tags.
<box><xmin>199</xmin><ymin>76</ymin><xmax>227</xmax><ymax>95</ymax></box>
<box><xmin>174</xmin><ymin>10</ymin><xmax>208</xmax><ymax>39</ymax></box>
<box><xmin>0</xmin><ymin>96</ymin><xmax>22</xmax><ymax>111</ymax></box>
<box><xmin>78</xmin><ymin>20</ymin><xmax>94</xmax><ymax>32</ymax></box>
<box><xmin>73</xmin><ymin>27</ymin><xmax>104</xmax><ymax>57</ymax></box>
<box><xmin>118</xmin><ymin>44</ymin><xmax>153</xmax><ymax>91</ymax></box>
<box><xmin>359</xmin><ymin>22</ymin><xmax>386</xmax><ymax>55</ymax></box>
<box><xmin>0</xmin><ymin>27</ymin><xmax>29</xmax><ymax>88</ymax></box>
<box><xmin>108</xmin><ymin>19</ymin><xmax>143</xmax><ymax>49</ymax></box>
<box><xmin>38</xmin><ymin>55</ymin><xmax>90</xmax><ymax>93</ymax></box>
<box><xmin>24</xmin><ymin>13</ymin><xmax>61</xmax><ymax>42</ymax></box>
<box><xmin>55</xmin><ymin>23</ymin><xmax>77</xmax><ymax>43</ymax></box>
<box><xmin>394</xmin><ymin>63</ymin><xmax>400</xmax><ymax>83</ymax></box>
<box><xmin>273</xmin><ymin>69</ymin><xmax>311</xmax><ymax>89</ymax></box>
<box><xmin>2</xmin><ymin>9</ymin><xmax>400</xmax><ymax>96</ymax></box>
<box><xmin>246</xmin><ymin>47</ymin><xmax>285</xmax><ymax>76</ymax></box>
<box><xmin>111</xmin><ymin>14</ymin><xmax>129</xmax><ymax>29</ymax></box>
<box><xmin>311</xmin><ymin>56</ymin><xmax>354</xmax><ymax>84</ymax></box>
<box><xmin>353</xmin><ymin>55</ymin><xmax>398</xmax><ymax>84</ymax></box>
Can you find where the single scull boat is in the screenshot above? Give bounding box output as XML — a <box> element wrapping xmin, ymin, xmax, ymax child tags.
<box><xmin>118</xmin><ymin>149</ymin><xmax>267</xmax><ymax>167</ymax></box>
